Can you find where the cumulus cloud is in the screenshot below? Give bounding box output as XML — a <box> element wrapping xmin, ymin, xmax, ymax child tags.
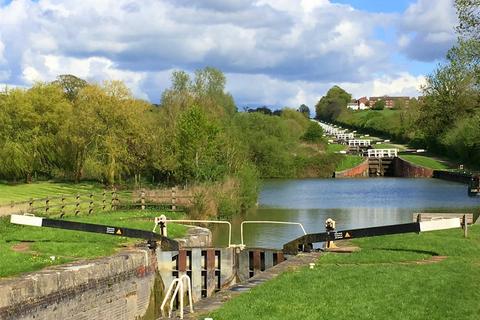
<box><xmin>397</xmin><ymin>0</ymin><xmax>457</xmax><ymax>61</ymax></box>
<box><xmin>0</xmin><ymin>0</ymin><xmax>454</xmax><ymax>105</ymax></box>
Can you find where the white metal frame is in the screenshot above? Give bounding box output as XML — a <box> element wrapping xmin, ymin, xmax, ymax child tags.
<box><xmin>348</xmin><ymin>139</ymin><xmax>371</xmax><ymax>146</ymax></box>
<box><xmin>156</xmin><ymin>219</ymin><xmax>232</xmax><ymax>247</ymax></box>
<box><xmin>160</xmin><ymin>274</ymin><xmax>193</xmax><ymax>319</ymax></box>
<box><xmin>367</xmin><ymin>148</ymin><xmax>398</xmax><ymax>158</ymax></box>
<box><xmin>240</xmin><ymin>221</ymin><xmax>307</xmax><ymax>248</ymax></box>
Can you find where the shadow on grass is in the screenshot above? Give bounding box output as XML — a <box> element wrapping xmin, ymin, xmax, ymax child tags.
<box><xmin>371</xmin><ymin>247</ymin><xmax>439</xmax><ymax>256</ymax></box>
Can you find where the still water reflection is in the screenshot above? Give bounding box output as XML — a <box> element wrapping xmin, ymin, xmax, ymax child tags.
<box><xmin>213</xmin><ymin>178</ymin><xmax>478</xmax><ymax>249</ymax></box>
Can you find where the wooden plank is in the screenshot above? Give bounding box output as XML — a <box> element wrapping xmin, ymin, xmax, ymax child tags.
<box><xmin>412</xmin><ymin>213</ymin><xmax>473</xmax><ymax>224</ymax></box>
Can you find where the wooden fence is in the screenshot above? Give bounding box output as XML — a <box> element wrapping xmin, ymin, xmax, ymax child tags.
<box><xmin>132</xmin><ymin>187</ymin><xmax>194</xmax><ymax>211</ymax></box>
<box><xmin>3</xmin><ymin>190</ymin><xmax>121</xmax><ymax>218</ymax></box>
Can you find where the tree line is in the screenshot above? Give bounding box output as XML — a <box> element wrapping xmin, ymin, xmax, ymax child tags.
<box><xmin>315</xmin><ymin>0</ymin><xmax>479</xmax><ymax>166</ymax></box>
<box><xmin>0</xmin><ymin>67</ymin><xmax>340</xmax><ymax>215</ymax></box>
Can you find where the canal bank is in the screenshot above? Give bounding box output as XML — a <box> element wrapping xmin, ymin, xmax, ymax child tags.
<box><xmin>0</xmin><ymin>227</ymin><xmax>211</xmax><ymax>320</ymax></box>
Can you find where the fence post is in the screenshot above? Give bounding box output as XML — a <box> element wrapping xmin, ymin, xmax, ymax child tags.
<box><xmin>463</xmin><ymin>214</ymin><xmax>468</xmax><ymax>238</ymax></box>
<box><xmin>75</xmin><ymin>194</ymin><xmax>80</xmax><ymax>215</ymax></box>
<box><xmin>45</xmin><ymin>197</ymin><xmax>50</xmax><ymax>215</ymax></box>
<box><xmin>102</xmin><ymin>190</ymin><xmax>106</xmax><ymax>211</ymax></box>
<box><xmin>141</xmin><ymin>189</ymin><xmax>146</xmax><ymax>210</ymax></box>
<box><xmin>88</xmin><ymin>193</ymin><xmax>94</xmax><ymax>215</ymax></box>
<box><xmin>60</xmin><ymin>195</ymin><xmax>65</xmax><ymax>218</ymax></box>
<box><xmin>111</xmin><ymin>189</ymin><xmax>118</xmax><ymax>210</ymax></box>
<box><xmin>171</xmin><ymin>187</ymin><xmax>176</xmax><ymax>211</ymax></box>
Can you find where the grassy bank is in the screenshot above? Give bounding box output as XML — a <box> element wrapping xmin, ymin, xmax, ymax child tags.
<box><xmin>0</xmin><ymin>209</ymin><xmax>186</xmax><ymax>278</ymax></box>
<box><xmin>400</xmin><ymin>155</ymin><xmax>449</xmax><ymax>170</ymax></box>
<box><xmin>209</xmin><ymin>226</ymin><xmax>480</xmax><ymax>319</ymax></box>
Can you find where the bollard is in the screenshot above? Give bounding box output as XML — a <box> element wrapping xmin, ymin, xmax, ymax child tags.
<box><xmin>158</xmin><ymin>214</ymin><xmax>168</xmax><ymax>237</ymax></box>
<box><xmin>141</xmin><ymin>189</ymin><xmax>146</xmax><ymax>210</ymax></box>
<box><xmin>463</xmin><ymin>214</ymin><xmax>468</xmax><ymax>238</ymax></box>
<box><xmin>325</xmin><ymin>218</ymin><xmax>337</xmax><ymax>249</ymax></box>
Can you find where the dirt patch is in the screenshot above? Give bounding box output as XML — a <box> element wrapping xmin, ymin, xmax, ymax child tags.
<box><xmin>11</xmin><ymin>242</ymin><xmax>32</xmax><ymax>252</ymax></box>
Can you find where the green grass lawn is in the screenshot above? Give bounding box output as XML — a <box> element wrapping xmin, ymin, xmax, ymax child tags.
<box><xmin>400</xmin><ymin>155</ymin><xmax>450</xmax><ymax>170</ymax></box>
<box><xmin>373</xmin><ymin>143</ymin><xmax>406</xmax><ymax>150</ymax></box>
<box><xmin>208</xmin><ymin>226</ymin><xmax>480</xmax><ymax>320</ymax></box>
<box><xmin>326</xmin><ymin>143</ymin><xmax>347</xmax><ymax>153</ymax></box>
<box><xmin>335</xmin><ymin>155</ymin><xmax>365</xmax><ymax>171</ymax></box>
<box><xmin>0</xmin><ymin>181</ymin><xmax>105</xmax><ymax>205</ymax></box>
<box><xmin>0</xmin><ymin>209</ymin><xmax>187</xmax><ymax>278</ymax></box>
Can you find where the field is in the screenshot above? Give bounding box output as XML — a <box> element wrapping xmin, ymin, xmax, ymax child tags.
<box><xmin>209</xmin><ymin>225</ymin><xmax>480</xmax><ymax>319</ymax></box>
<box><xmin>0</xmin><ymin>181</ymin><xmax>105</xmax><ymax>205</ymax></box>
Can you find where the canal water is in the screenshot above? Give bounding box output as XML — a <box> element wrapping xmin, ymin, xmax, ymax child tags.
<box><xmin>213</xmin><ymin>178</ymin><xmax>479</xmax><ymax>249</ymax></box>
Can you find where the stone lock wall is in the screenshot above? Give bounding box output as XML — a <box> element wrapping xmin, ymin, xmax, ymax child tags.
<box><xmin>0</xmin><ymin>250</ymin><xmax>158</xmax><ymax>320</ymax></box>
<box><xmin>0</xmin><ymin>224</ymin><xmax>286</xmax><ymax>319</ymax></box>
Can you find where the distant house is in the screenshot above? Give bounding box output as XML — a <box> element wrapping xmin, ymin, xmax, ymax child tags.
<box><xmin>368</xmin><ymin>96</ymin><xmax>410</xmax><ymax>109</ymax></box>
<box><xmin>347</xmin><ymin>97</ymin><xmax>369</xmax><ymax>110</ymax></box>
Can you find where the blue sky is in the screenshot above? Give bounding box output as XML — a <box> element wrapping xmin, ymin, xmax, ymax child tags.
<box><xmin>0</xmin><ymin>0</ymin><xmax>458</xmax><ymax>107</ymax></box>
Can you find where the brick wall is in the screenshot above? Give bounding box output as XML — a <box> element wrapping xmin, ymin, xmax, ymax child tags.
<box><xmin>393</xmin><ymin>157</ymin><xmax>434</xmax><ymax>178</ymax></box>
<box><xmin>334</xmin><ymin>159</ymin><xmax>369</xmax><ymax>178</ymax></box>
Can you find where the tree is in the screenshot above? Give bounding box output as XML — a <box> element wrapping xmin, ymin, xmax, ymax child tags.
<box><xmin>315</xmin><ymin>86</ymin><xmax>351</xmax><ymax>121</ymax></box>
<box><xmin>393</xmin><ymin>99</ymin><xmax>406</xmax><ymax>110</ymax></box>
<box><xmin>52</xmin><ymin>74</ymin><xmax>88</xmax><ymax>102</ymax></box>
<box><xmin>302</xmin><ymin>122</ymin><xmax>324</xmax><ymax>143</ymax></box>
<box><xmin>372</xmin><ymin>100</ymin><xmax>385</xmax><ymax>110</ymax></box>
<box><xmin>455</xmin><ymin>0</ymin><xmax>480</xmax><ymax>40</ymax></box>
<box><xmin>297</xmin><ymin>104</ymin><xmax>310</xmax><ymax>118</ymax></box>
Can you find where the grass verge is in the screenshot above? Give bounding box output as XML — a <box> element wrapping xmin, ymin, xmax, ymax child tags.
<box><xmin>0</xmin><ymin>209</ymin><xmax>186</xmax><ymax>278</ymax></box>
<box><xmin>400</xmin><ymin>155</ymin><xmax>449</xmax><ymax>170</ymax></box>
<box><xmin>208</xmin><ymin>225</ymin><xmax>480</xmax><ymax>320</ymax></box>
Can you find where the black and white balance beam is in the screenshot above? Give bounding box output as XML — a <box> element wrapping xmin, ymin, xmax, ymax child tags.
<box><xmin>283</xmin><ymin>218</ymin><xmax>462</xmax><ymax>255</ymax></box>
<box><xmin>10</xmin><ymin>214</ymin><xmax>178</xmax><ymax>251</ymax></box>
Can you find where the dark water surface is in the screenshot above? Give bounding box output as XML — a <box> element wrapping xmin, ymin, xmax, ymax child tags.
<box><xmin>213</xmin><ymin>178</ymin><xmax>479</xmax><ymax>249</ymax></box>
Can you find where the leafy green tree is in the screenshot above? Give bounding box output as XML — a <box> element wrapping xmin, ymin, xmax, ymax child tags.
<box><xmin>174</xmin><ymin>105</ymin><xmax>224</xmax><ymax>182</ymax></box>
<box><xmin>372</xmin><ymin>100</ymin><xmax>385</xmax><ymax>110</ymax></box>
<box><xmin>302</xmin><ymin>122</ymin><xmax>324</xmax><ymax>143</ymax></box>
<box><xmin>315</xmin><ymin>86</ymin><xmax>351</xmax><ymax>121</ymax></box>
<box><xmin>52</xmin><ymin>74</ymin><xmax>88</xmax><ymax>102</ymax></box>
<box><xmin>297</xmin><ymin>104</ymin><xmax>310</xmax><ymax>118</ymax></box>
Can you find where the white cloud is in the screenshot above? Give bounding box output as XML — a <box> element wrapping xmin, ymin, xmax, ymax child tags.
<box><xmin>0</xmin><ymin>0</ymin><xmax>451</xmax><ymax>105</ymax></box>
<box><xmin>397</xmin><ymin>0</ymin><xmax>457</xmax><ymax>61</ymax></box>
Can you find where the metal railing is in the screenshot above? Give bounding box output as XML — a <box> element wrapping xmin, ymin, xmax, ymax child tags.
<box><xmin>348</xmin><ymin>139</ymin><xmax>371</xmax><ymax>146</ymax></box>
<box><xmin>240</xmin><ymin>221</ymin><xmax>307</xmax><ymax>248</ymax></box>
<box><xmin>160</xmin><ymin>274</ymin><xmax>193</xmax><ymax>319</ymax></box>
<box><xmin>367</xmin><ymin>148</ymin><xmax>398</xmax><ymax>158</ymax></box>
<box><xmin>157</xmin><ymin>219</ymin><xmax>232</xmax><ymax>247</ymax></box>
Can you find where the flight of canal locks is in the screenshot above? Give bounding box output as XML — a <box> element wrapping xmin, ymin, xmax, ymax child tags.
<box><xmin>3</xmin><ymin>121</ymin><xmax>478</xmax><ymax>319</ymax></box>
